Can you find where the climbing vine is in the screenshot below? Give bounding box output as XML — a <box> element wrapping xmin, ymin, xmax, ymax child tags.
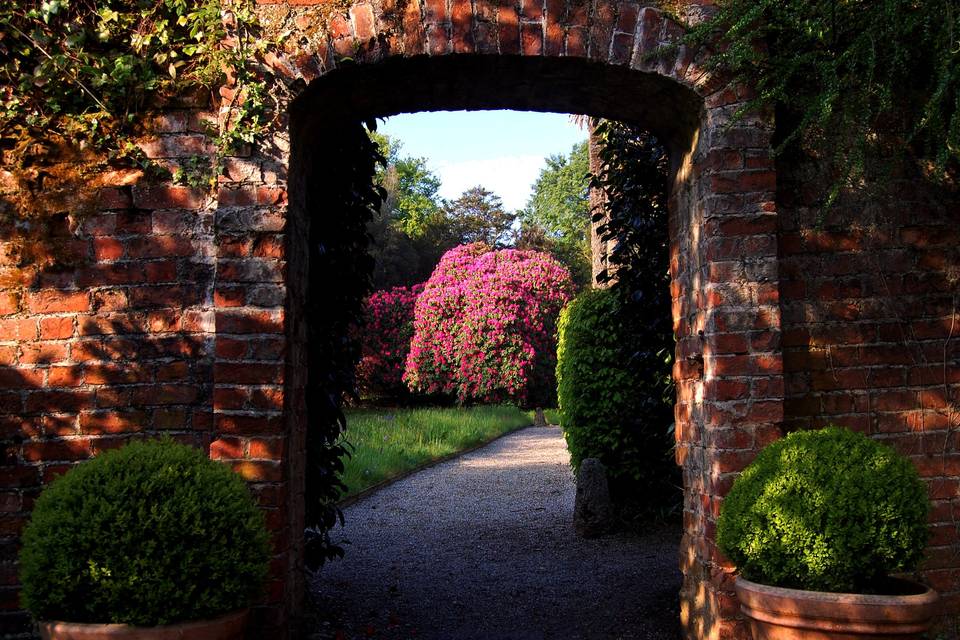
<box><xmin>682</xmin><ymin>0</ymin><xmax>959</xmax><ymax>204</ymax></box>
<box><xmin>0</xmin><ymin>0</ymin><xmax>281</xmax><ymax>268</ymax></box>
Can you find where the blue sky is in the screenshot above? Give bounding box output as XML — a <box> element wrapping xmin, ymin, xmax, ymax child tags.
<box><xmin>378</xmin><ymin>110</ymin><xmax>587</xmax><ymax>211</ymax></box>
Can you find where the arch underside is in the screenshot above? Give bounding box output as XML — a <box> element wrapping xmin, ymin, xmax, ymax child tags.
<box><xmin>291</xmin><ymin>54</ymin><xmax>702</xmax><ymax>156</ymax></box>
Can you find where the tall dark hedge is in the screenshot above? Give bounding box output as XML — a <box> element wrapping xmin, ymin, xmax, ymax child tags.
<box><xmin>302</xmin><ymin>118</ymin><xmax>383</xmax><ymax>567</ymax></box>
<box><xmin>555</xmin><ymin>121</ymin><xmax>678</xmax><ymax>514</ymax></box>
<box><xmin>556</xmin><ymin>288</ymin><xmax>676</xmax><ymax>512</ymax></box>
<box><xmin>19</xmin><ymin>439</ymin><xmax>269</xmax><ymax>626</ymax></box>
<box><xmin>717</xmin><ymin>426</ymin><xmax>929</xmax><ymax>593</ymax></box>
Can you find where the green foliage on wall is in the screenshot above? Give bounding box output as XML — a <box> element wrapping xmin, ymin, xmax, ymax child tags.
<box><xmin>685</xmin><ymin>0</ymin><xmax>959</xmax><ymax>202</ymax></box>
<box><xmin>717</xmin><ymin>426</ymin><xmax>930</xmax><ymax>593</ymax></box>
<box><xmin>0</xmin><ymin>0</ymin><xmax>279</xmax><ymax>271</ymax></box>
<box><xmin>20</xmin><ymin>439</ymin><xmax>270</xmax><ymax>626</ymax></box>
<box><xmin>0</xmin><ymin>0</ymin><xmax>273</xmax><ymax>170</ymax></box>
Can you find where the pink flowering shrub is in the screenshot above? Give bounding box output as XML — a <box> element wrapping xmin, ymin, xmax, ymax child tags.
<box><xmin>355</xmin><ymin>284</ymin><xmax>423</xmax><ymax>398</ymax></box>
<box><xmin>404</xmin><ymin>243</ymin><xmax>573</xmax><ymax>406</ymax></box>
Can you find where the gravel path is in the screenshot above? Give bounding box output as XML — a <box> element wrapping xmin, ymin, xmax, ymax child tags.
<box><xmin>307</xmin><ymin>426</ymin><xmax>681</xmax><ymax>640</ymax></box>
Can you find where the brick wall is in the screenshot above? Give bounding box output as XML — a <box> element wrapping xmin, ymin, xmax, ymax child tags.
<box><xmin>778</xmin><ymin>154</ymin><xmax>960</xmax><ymax>620</ymax></box>
<box><xmin>0</xmin><ymin>104</ymin><xmax>294</xmax><ymax>633</ymax></box>
<box><xmin>0</xmin><ymin>123</ymin><xmax>219</xmax><ymax>634</ymax></box>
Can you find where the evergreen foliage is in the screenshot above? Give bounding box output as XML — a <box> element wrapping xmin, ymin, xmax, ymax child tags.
<box><xmin>717</xmin><ymin>426</ymin><xmax>929</xmax><ymax>593</ymax></box>
<box><xmin>442</xmin><ymin>186</ymin><xmax>516</xmax><ymax>248</ymax></box>
<box><xmin>684</xmin><ymin>0</ymin><xmax>959</xmax><ymax>200</ymax></box>
<box><xmin>563</xmin><ymin>120</ymin><xmax>677</xmax><ymax>514</ymax></box>
<box><xmin>19</xmin><ymin>439</ymin><xmax>270</xmax><ymax>626</ymax></box>
<box><xmin>556</xmin><ymin>288</ymin><xmax>676</xmax><ymax>511</ymax></box>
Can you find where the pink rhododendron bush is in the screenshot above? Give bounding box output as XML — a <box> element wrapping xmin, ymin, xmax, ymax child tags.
<box><xmin>356</xmin><ymin>284</ymin><xmax>424</xmax><ymax>398</ymax></box>
<box><xmin>404</xmin><ymin>243</ymin><xmax>574</xmax><ymax>406</ymax></box>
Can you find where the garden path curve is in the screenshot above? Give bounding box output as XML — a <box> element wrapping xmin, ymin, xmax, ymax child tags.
<box><xmin>308</xmin><ymin>425</ymin><xmax>681</xmax><ymax>639</ymax></box>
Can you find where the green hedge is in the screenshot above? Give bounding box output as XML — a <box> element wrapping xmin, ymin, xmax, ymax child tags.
<box><xmin>20</xmin><ymin>439</ymin><xmax>270</xmax><ymax>626</ymax></box>
<box><xmin>717</xmin><ymin>426</ymin><xmax>929</xmax><ymax>592</ymax></box>
<box><xmin>556</xmin><ymin>288</ymin><xmax>675</xmax><ymax>509</ymax></box>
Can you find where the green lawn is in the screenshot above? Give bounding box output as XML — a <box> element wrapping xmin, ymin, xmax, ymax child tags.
<box><xmin>340</xmin><ymin>405</ymin><xmax>534</xmax><ymax>499</ymax></box>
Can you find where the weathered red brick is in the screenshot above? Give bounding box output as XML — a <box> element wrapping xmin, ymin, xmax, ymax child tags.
<box><xmin>79</xmin><ymin>411</ymin><xmax>147</xmax><ymax>434</ymax></box>
<box><xmin>132</xmin><ymin>186</ymin><xmax>207</xmax><ymax>210</ymax></box>
<box><xmin>215</xmin><ymin>413</ymin><xmax>284</xmax><ymax>434</ymax></box>
<box><xmin>520</xmin><ymin>22</ymin><xmax>542</xmax><ymax>55</ymax></box>
<box><xmin>19</xmin><ymin>342</ymin><xmax>68</xmax><ymax>365</ymax></box>
<box><xmin>451</xmin><ymin>0</ymin><xmax>474</xmax><ymax>53</ymax></box>
<box><xmin>22</xmin><ymin>439</ymin><xmax>92</xmax><ymax>462</ymax></box>
<box><xmin>39</xmin><ymin>317</ymin><xmax>74</xmax><ymax>340</ymax></box>
<box><xmin>210</xmin><ymin>437</ymin><xmax>244</xmax><ymax>460</ymax></box>
<box><xmin>27</xmin><ymin>290</ymin><xmax>90</xmax><ymax>315</ymax></box>
<box><xmin>214</xmin><ymin>363</ymin><xmax>284</xmax><ymax>385</ymax></box>
<box><xmin>231</xmin><ymin>460</ymin><xmax>282</xmax><ymax>482</ymax></box>
<box><xmin>93</xmin><ymin>238</ymin><xmax>124</xmax><ymax>262</ymax></box>
<box><xmin>216</xmin><ymin>311</ymin><xmax>284</xmax><ymax>334</ymax></box>
<box><xmin>249</xmin><ymin>437</ymin><xmax>285</xmax><ymax>460</ymax></box>
<box><xmin>498</xmin><ymin>0</ymin><xmax>520</xmax><ymax>54</ymax></box>
<box><xmin>350</xmin><ymin>3</ymin><xmax>376</xmax><ymax>40</ymax></box>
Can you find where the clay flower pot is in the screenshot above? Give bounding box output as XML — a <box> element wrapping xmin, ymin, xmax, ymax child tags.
<box><xmin>736</xmin><ymin>577</ymin><xmax>939</xmax><ymax>640</ymax></box>
<box><xmin>38</xmin><ymin>609</ymin><xmax>248</xmax><ymax>640</ymax></box>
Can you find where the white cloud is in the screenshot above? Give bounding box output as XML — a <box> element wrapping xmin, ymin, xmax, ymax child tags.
<box><xmin>435</xmin><ymin>155</ymin><xmax>546</xmax><ymax>212</ymax></box>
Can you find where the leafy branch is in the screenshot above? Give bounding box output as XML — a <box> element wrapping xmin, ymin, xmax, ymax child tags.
<box><xmin>680</xmin><ymin>0</ymin><xmax>959</xmax><ymax>205</ymax></box>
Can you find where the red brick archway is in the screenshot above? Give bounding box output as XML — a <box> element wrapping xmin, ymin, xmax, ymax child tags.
<box><xmin>268</xmin><ymin>4</ymin><xmax>783</xmax><ymax>637</ymax></box>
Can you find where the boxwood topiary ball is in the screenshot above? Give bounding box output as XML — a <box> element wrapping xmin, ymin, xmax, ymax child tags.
<box><xmin>717</xmin><ymin>426</ymin><xmax>929</xmax><ymax>593</ymax></box>
<box><xmin>20</xmin><ymin>439</ymin><xmax>270</xmax><ymax>626</ymax></box>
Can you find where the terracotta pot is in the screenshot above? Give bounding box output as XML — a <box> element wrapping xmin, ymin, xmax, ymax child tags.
<box><xmin>38</xmin><ymin>609</ymin><xmax>248</xmax><ymax>640</ymax></box>
<box><xmin>736</xmin><ymin>577</ymin><xmax>939</xmax><ymax>640</ymax></box>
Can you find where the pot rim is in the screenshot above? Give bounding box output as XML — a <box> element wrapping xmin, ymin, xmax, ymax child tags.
<box><xmin>39</xmin><ymin>608</ymin><xmax>249</xmax><ymax>633</ymax></box>
<box><xmin>735</xmin><ymin>576</ymin><xmax>941</xmax><ymax>633</ymax></box>
<box><xmin>735</xmin><ymin>575</ymin><xmax>939</xmax><ymax>607</ymax></box>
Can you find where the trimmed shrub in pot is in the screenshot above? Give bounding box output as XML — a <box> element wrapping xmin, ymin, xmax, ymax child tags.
<box><xmin>20</xmin><ymin>439</ymin><xmax>270</xmax><ymax>639</ymax></box>
<box><xmin>717</xmin><ymin>426</ymin><xmax>939</xmax><ymax>638</ymax></box>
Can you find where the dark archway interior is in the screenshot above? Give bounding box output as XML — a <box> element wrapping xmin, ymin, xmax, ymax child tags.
<box><xmin>285</xmin><ymin>52</ymin><xmax>706</xmax><ymax>637</ymax></box>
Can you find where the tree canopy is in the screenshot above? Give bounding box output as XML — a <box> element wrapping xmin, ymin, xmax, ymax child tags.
<box><xmin>442</xmin><ymin>186</ymin><xmax>515</xmax><ymax>248</ymax></box>
<box><xmin>521</xmin><ymin>141</ymin><xmax>591</xmax><ymax>246</ymax></box>
<box><xmin>517</xmin><ymin>141</ymin><xmax>592</xmax><ymax>287</ymax></box>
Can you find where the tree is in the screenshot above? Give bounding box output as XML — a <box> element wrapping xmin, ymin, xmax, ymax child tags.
<box><xmin>442</xmin><ymin>187</ymin><xmax>516</xmax><ymax>247</ymax></box>
<box><xmin>366</xmin><ymin>133</ymin><xmax>457</xmax><ymax>288</ymax></box>
<box><xmin>519</xmin><ymin>141</ymin><xmax>592</xmax><ymax>287</ymax></box>
<box><xmin>522</xmin><ymin>141</ymin><xmax>591</xmax><ymax>243</ymax></box>
<box><xmin>370</xmin><ymin>132</ymin><xmax>444</xmax><ymax>238</ymax></box>
<box><xmin>403</xmin><ymin>243</ymin><xmax>573</xmax><ymax>407</ymax></box>
<box><xmin>581</xmin><ymin>120</ymin><xmax>678</xmax><ymax>518</ymax></box>
<box><xmin>512</xmin><ymin>220</ymin><xmax>592</xmax><ymax>288</ymax></box>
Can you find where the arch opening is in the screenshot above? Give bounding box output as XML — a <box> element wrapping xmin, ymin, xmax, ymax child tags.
<box><xmin>283</xmin><ymin>51</ymin><xmax>782</xmax><ymax>640</ymax></box>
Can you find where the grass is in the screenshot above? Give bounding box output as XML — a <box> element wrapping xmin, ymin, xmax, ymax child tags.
<box><xmin>340</xmin><ymin>405</ymin><xmax>534</xmax><ymax>499</ymax></box>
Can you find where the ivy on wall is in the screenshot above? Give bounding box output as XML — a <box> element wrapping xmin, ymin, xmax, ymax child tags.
<box><xmin>0</xmin><ymin>0</ymin><xmax>278</xmax><ymax>270</ymax></box>
<box><xmin>682</xmin><ymin>0</ymin><xmax>959</xmax><ymax>204</ymax></box>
